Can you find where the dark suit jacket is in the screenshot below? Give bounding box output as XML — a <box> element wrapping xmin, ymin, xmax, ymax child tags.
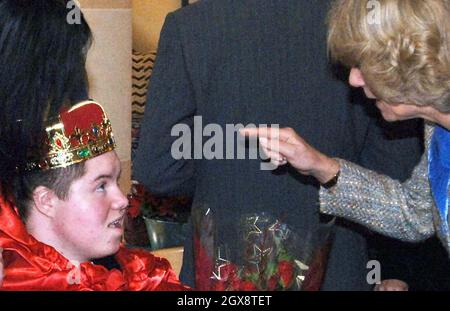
<box><xmin>134</xmin><ymin>0</ymin><xmax>422</xmax><ymax>290</ymax></box>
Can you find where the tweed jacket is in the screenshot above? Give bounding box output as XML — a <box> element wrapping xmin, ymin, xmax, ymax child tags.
<box><xmin>320</xmin><ymin>123</ymin><xmax>450</xmax><ymax>253</ymax></box>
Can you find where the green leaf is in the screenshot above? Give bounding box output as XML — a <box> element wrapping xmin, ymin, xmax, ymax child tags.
<box><xmin>246</xmin><ymin>272</ymin><xmax>259</xmax><ymax>283</ymax></box>
<box><xmin>265</xmin><ymin>262</ymin><xmax>278</xmax><ymax>278</ymax></box>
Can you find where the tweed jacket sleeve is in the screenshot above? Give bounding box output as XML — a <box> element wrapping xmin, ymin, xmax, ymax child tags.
<box><xmin>319</xmin><ymin>124</ymin><xmax>436</xmax><ymax>242</ymax></box>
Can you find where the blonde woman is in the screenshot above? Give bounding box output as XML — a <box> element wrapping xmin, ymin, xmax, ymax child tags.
<box><xmin>242</xmin><ymin>0</ymin><xmax>450</xmax><ymax>253</ymax></box>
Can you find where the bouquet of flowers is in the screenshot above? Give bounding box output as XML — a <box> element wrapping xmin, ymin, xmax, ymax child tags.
<box><xmin>193</xmin><ymin>209</ymin><xmax>334</xmax><ymax>291</ymax></box>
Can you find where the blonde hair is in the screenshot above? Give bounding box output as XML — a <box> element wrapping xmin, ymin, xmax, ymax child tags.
<box><xmin>327</xmin><ymin>0</ymin><xmax>450</xmax><ymax>112</ymax></box>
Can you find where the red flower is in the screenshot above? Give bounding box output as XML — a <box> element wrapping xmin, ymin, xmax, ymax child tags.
<box><xmin>134</xmin><ymin>183</ymin><xmax>147</xmax><ymax>198</ymax></box>
<box><xmin>221</xmin><ymin>263</ymin><xmax>238</xmax><ymax>280</ymax></box>
<box><xmin>267</xmin><ymin>274</ymin><xmax>279</xmax><ymax>290</ymax></box>
<box><xmin>230</xmin><ymin>276</ymin><xmax>242</xmax><ymax>290</ymax></box>
<box><xmin>213</xmin><ymin>281</ymin><xmax>228</xmax><ymax>291</ymax></box>
<box><xmin>210</xmin><ymin>263</ymin><xmax>240</xmax><ymax>291</ymax></box>
<box><xmin>240</xmin><ymin>280</ymin><xmax>258</xmax><ymax>291</ymax></box>
<box><xmin>127</xmin><ymin>195</ymin><xmax>141</xmax><ymax>218</ymax></box>
<box><xmin>278</xmin><ymin>260</ymin><xmax>294</xmax><ymax>288</ymax></box>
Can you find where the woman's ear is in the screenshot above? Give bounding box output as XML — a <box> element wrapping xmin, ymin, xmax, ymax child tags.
<box><xmin>31</xmin><ymin>186</ymin><xmax>59</xmax><ymax>218</ymax></box>
<box><xmin>349</xmin><ymin>68</ymin><xmax>366</xmax><ymax>88</ymax></box>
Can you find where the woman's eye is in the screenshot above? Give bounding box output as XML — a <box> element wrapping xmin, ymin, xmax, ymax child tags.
<box><xmin>96</xmin><ymin>183</ymin><xmax>106</xmax><ymax>192</ymax></box>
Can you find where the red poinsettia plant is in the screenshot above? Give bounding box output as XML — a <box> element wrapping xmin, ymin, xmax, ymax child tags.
<box><xmin>128</xmin><ymin>181</ymin><xmax>191</xmax><ymax>222</ymax></box>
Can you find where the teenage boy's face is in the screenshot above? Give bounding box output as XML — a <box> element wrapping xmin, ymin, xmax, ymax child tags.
<box><xmin>51</xmin><ymin>151</ymin><xmax>128</xmax><ymax>263</ymax></box>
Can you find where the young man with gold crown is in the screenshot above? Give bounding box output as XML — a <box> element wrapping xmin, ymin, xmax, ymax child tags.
<box><xmin>0</xmin><ymin>100</ymin><xmax>189</xmax><ymax>290</ymax></box>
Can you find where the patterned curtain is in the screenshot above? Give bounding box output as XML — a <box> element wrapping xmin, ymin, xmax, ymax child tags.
<box><xmin>131</xmin><ymin>50</ymin><xmax>156</xmax><ymax>158</ymax></box>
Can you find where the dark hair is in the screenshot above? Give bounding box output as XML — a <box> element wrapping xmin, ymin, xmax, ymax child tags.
<box><xmin>13</xmin><ymin>162</ymin><xmax>86</xmax><ymax>220</ymax></box>
<box><xmin>0</xmin><ymin>0</ymin><xmax>92</xmax><ymax>198</ymax></box>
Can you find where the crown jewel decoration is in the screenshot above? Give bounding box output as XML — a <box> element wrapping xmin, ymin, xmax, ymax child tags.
<box><xmin>25</xmin><ymin>101</ymin><xmax>116</xmax><ymax>171</ymax></box>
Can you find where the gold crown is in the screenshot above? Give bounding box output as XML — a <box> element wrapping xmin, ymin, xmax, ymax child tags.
<box><xmin>25</xmin><ymin>101</ymin><xmax>116</xmax><ymax>171</ymax></box>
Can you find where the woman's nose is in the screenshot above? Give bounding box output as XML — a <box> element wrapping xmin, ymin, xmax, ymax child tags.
<box><xmin>349</xmin><ymin>68</ymin><xmax>365</xmax><ymax>88</ymax></box>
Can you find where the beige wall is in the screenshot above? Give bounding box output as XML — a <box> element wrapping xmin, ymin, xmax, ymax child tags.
<box><xmin>79</xmin><ymin>0</ymin><xmax>131</xmax><ymax>9</ymax></box>
<box><xmin>80</xmin><ymin>0</ymin><xmax>132</xmax><ymax>193</ymax></box>
<box><xmin>132</xmin><ymin>0</ymin><xmax>181</xmax><ymax>53</ymax></box>
<box><xmin>75</xmin><ymin>0</ymin><xmax>190</xmax><ymax>193</ymax></box>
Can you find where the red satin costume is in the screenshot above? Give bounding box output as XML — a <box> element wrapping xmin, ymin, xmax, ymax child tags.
<box><xmin>0</xmin><ymin>196</ymin><xmax>189</xmax><ymax>291</ymax></box>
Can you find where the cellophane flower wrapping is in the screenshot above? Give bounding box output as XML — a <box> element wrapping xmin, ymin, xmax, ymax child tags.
<box><xmin>193</xmin><ymin>209</ymin><xmax>335</xmax><ymax>291</ymax></box>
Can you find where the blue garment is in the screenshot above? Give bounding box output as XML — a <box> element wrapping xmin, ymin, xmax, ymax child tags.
<box><xmin>429</xmin><ymin>125</ymin><xmax>450</xmax><ymax>237</ymax></box>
